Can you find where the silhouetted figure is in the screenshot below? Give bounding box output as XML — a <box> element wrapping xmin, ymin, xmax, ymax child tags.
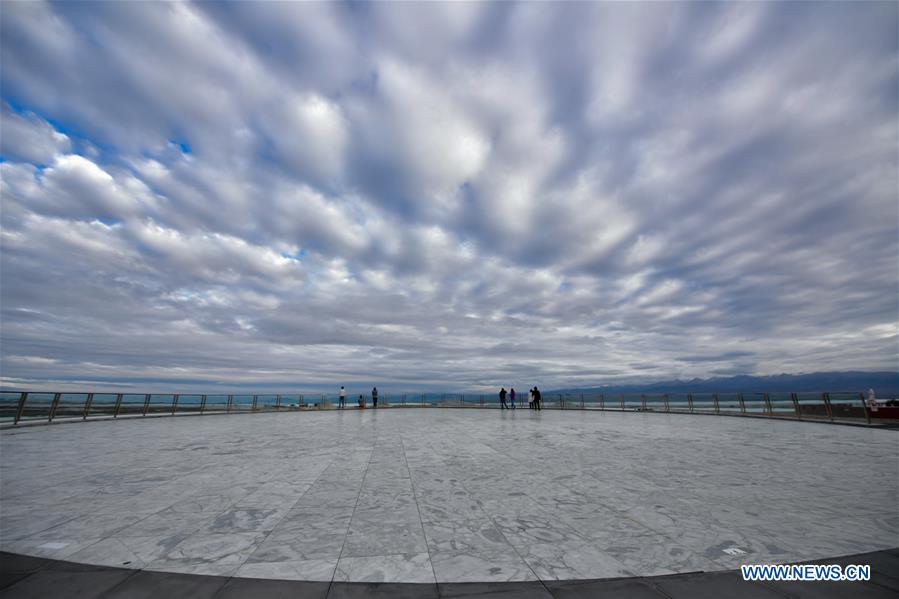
<box><xmin>372</xmin><ymin>386</ymin><xmax>378</xmax><ymax>408</ymax></box>
<box><xmin>533</xmin><ymin>386</ymin><xmax>542</xmax><ymax>411</ymax></box>
<box><xmin>499</xmin><ymin>387</ymin><xmax>508</xmax><ymax>409</ymax></box>
<box><xmin>339</xmin><ymin>386</ymin><xmax>346</xmax><ymax>409</ymax></box>
<box><xmin>510</xmin><ymin>388</ymin><xmax>516</xmax><ymax>409</ymax></box>
<box><xmin>358</xmin><ymin>394</ymin><xmax>365</xmax><ymax>409</ymax></box>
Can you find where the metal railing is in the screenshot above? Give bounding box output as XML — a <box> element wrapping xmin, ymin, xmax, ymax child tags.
<box><xmin>0</xmin><ymin>390</ymin><xmax>894</xmax><ymax>427</ymax></box>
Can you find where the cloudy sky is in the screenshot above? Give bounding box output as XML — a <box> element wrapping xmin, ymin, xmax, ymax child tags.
<box><xmin>1</xmin><ymin>2</ymin><xmax>896</xmax><ymax>393</ymax></box>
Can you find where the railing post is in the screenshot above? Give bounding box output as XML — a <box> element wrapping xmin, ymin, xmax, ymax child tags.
<box><xmin>859</xmin><ymin>392</ymin><xmax>872</xmax><ymax>424</ymax></box>
<box><xmin>713</xmin><ymin>393</ymin><xmax>720</xmax><ymax>414</ymax></box>
<box><xmin>620</xmin><ymin>394</ymin><xmax>625</xmax><ymax>410</ymax></box>
<box><xmin>113</xmin><ymin>394</ymin><xmax>122</xmax><ymax>418</ymax></box>
<box><xmin>48</xmin><ymin>392</ymin><xmax>61</xmax><ymax>422</ymax></box>
<box><xmin>791</xmin><ymin>392</ymin><xmax>801</xmax><ymax>419</ymax></box>
<box><xmin>403</xmin><ymin>394</ymin><xmax>406</xmax><ymax>406</ymax></box>
<box><xmin>83</xmin><ymin>393</ymin><xmax>94</xmax><ymax>420</ymax></box>
<box><xmin>227</xmin><ymin>394</ymin><xmax>234</xmax><ymax>413</ymax></box>
<box><xmin>142</xmin><ymin>394</ymin><xmax>151</xmax><ymax>416</ymax></box>
<box><xmin>200</xmin><ymin>394</ymin><xmax>207</xmax><ymax>414</ymax></box>
<box><xmin>14</xmin><ymin>392</ymin><xmax>27</xmax><ymax>425</ymax></box>
<box><xmin>763</xmin><ymin>393</ymin><xmax>772</xmax><ymax>417</ymax></box>
<box><xmin>252</xmin><ymin>395</ymin><xmax>258</xmax><ymax>411</ymax></box>
<box><xmin>687</xmin><ymin>393</ymin><xmax>694</xmax><ymax>413</ymax></box>
<box><xmin>580</xmin><ymin>393</ymin><xmax>584</xmax><ymax>409</ymax></box>
<box><xmin>738</xmin><ymin>393</ymin><xmax>745</xmax><ymax>414</ymax></box>
<box><xmin>663</xmin><ymin>394</ymin><xmax>669</xmax><ymax>412</ymax></box>
<box><xmin>171</xmin><ymin>394</ymin><xmax>179</xmax><ymax>415</ymax></box>
<box><xmin>599</xmin><ymin>393</ymin><xmax>604</xmax><ymax>410</ymax></box>
<box><xmin>276</xmin><ymin>395</ymin><xmax>281</xmax><ymax>411</ymax></box>
<box><xmin>822</xmin><ymin>392</ymin><xmax>833</xmax><ymax>422</ymax></box>
<box><xmin>641</xmin><ymin>394</ymin><xmax>647</xmax><ymax>411</ymax></box>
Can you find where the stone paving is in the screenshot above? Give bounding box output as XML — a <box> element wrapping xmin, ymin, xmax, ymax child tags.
<box><xmin>1</xmin><ymin>409</ymin><xmax>896</xmax><ymax>583</ymax></box>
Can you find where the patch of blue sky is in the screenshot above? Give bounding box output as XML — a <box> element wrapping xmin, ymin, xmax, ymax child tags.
<box><xmin>3</xmin><ymin>96</ymin><xmax>119</xmax><ymax>163</ymax></box>
<box><xmin>170</xmin><ymin>139</ymin><xmax>191</xmax><ymax>154</ymax></box>
<box><xmin>280</xmin><ymin>248</ymin><xmax>306</xmax><ymax>261</ymax></box>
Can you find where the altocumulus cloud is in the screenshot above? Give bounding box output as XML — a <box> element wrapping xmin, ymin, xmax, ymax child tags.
<box><xmin>0</xmin><ymin>1</ymin><xmax>896</xmax><ymax>392</ymax></box>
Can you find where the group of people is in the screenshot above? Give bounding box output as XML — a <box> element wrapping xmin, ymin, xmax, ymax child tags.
<box><xmin>338</xmin><ymin>385</ymin><xmax>379</xmax><ymax>409</ymax></box>
<box><xmin>498</xmin><ymin>386</ymin><xmax>541</xmax><ymax>410</ymax></box>
<box><xmin>336</xmin><ymin>385</ymin><xmax>543</xmax><ymax>411</ymax></box>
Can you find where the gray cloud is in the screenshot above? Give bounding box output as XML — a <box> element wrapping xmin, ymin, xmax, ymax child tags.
<box><xmin>1</xmin><ymin>1</ymin><xmax>896</xmax><ymax>393</ymax></box>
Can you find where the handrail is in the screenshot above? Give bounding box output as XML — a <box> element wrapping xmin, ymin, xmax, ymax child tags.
<box><xmin>0</xmin><ymin>389</ymin><xmax>893</xmax><ymax>427</ymax></box>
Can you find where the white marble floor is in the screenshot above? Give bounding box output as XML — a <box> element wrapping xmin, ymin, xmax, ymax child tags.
<box><xmin>1</xmin><ymin>409</ymin><xmax>897</xmax><ymax>583</ymax></box>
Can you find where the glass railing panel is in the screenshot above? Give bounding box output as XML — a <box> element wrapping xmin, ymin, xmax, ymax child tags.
<box><xmin>0</xmin><ymin>391</ymin><xmax>23</xmax><ymax>422</ymax></box>
<box><xmin>584</xmin><ymin>393</ymin><xmax>606</xmax><ymax>409</ymax></box>
<box><xmin>52</xmin><ymin>393</ymin><xmax>89</xmax><ymax>419</ymax></box>
<box><xmin>668</xmin><ymin>393</ymin><xmax>691</xmax><ymax>412</ymax></box>
<box><xmin>643</xmin><ymin>395</ymin><xmax>667</xmax><ymax>412</ymax></box>
<box><xmin>204</xmin><ymin>395</ymin><xmax>229</xmax><ymax>412</ymax></box>
<box><xmin>691</xmin><ymin>393</ymin><xmax>716</xmax><ymax>412</ymax></box>
<box><xmin>717</xmin><ymin>393</ymin><xmax>743</xmax><ymax>414</ymax></box>
<box><xmin>744</xmin><ymin>394</ymin><xmax>768</xmax><ymax>414</ymax></box>
<box><xmin>279</xmin><ymin>395</ymin><xmax>300</xmax><ymax>408</ymax></box>
<box><xmin>232</xmin><ymin>395</ymin><xmax>254</xmax><ymax>411</ymax></box>
<box><xmin>18</xmin><ymin>392</ymin><xmax>55</xmax><ymax>421</ymax></box>
<box><xmin>146</xmin><ymin>394</ymin><xmax>174</xmax><ymax>414</ymax></box>
<box><xmin>176</xmin><ymin>394</ymin><xmax>203</xmax><ymax>414</ymax></box>
<box><xmin>118</xmin><ymin>394</ymin><xmax>147</xmax><ymax>416</ymax></box>
<box><xmin>829</xmin><ymin>392</ymin><xmax>867</xmax><ymax>421</ymax></box>
<box><xmin>769</xmin><ymin>392</ymin><xmax>796</xmax><ymax>416</ymax></box>
<box><xmin>796</xmin><ymin>392</ymin><xmax>830</xmax><ymax>420</ymax></box>
<box><xmin>255</xmin><ymin>394</ymin><xmax>277</xmax><ymax>410</ymax></box>
<box><xmin>619</xmin><ymin>393</ymin><xmax>640</xmax><ymax>410</ymax></box>
<box><xmin>87</xmin><ymin>393</ymin><xmax>119</xmax><ymax>416</ymax></box>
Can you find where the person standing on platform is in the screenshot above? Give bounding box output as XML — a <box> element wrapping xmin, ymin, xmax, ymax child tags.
<box><xmin>528</xmin><ymin>388</ymin><xmax>534</xmax><ymax>409</ymax></box>
<box><xmin>510</xmin><ymin>388</ymin><xmax>516</xmax><ymax>409</ymax></box>
<box><xmin>499</xmin><ymin>387</ymin><xmax>508</xmax><ymax>409</ymax></box>
<box><xmin>339</xmin><ymin>386</ymin><xmax>346</xmax><ymax>409</ymax></box>
<box><xmin>533</xmin><ymin>386</ymin><xmax>542</xmax><ymax>411</ymax></box>
<box><xmin>358</xmin><ymin>394</ymin><xmax>365</xmax><ymax>409</ymax></box>
<box><xmin>372</xmin><ymin>386</ymin><xmax>379</xmax><ymax>408</ymax></box>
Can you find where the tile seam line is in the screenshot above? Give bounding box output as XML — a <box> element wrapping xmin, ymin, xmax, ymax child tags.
<box><xmin>326</xmin><ymin>414</ymin><xmax>377</xmax><ymax>594</ymax></box>
<box><xmin>422</xmin><ymin>413</ymin><xmax>545</xmax><ymax>587</ymax></box>
<box><xmin>231</xmin><ymin>430</ymin><xmax>347</xmax><ymax>576</ymax></box>
<box><xmin>200</xmin><ymin>413</ymin><xmax>347</xmax><ymax>584</ymax></box>
<box><xmin>400</xmin><ymin>431</ymin><xmax>440</xmax><ymax>587</ymax></box>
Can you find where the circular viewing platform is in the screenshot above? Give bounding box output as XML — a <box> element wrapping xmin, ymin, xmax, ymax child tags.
<box><xmin>1</xmin><ymin>408</ymin><xmax>896</xmax><ymax>593</ymax></box>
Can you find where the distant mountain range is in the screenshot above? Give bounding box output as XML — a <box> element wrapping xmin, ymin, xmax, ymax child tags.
<box><xmin>549</xmin><ymin>371</ymin><xmax>899</xmax><ymax>396</ymax></box>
